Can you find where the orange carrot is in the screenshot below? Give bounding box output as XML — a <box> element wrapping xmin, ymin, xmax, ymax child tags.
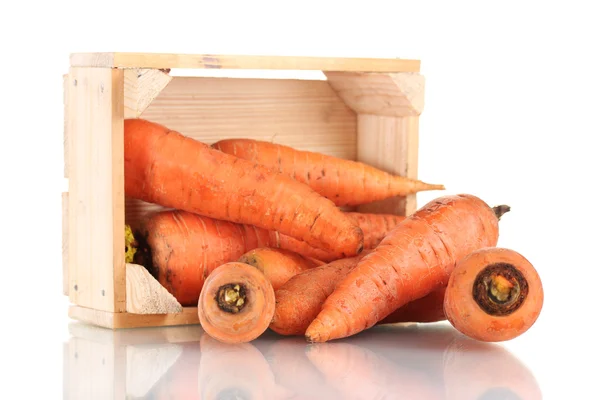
<box><xmin>270</xmin><ymin>253</ymin><xmax>369</xmax><ymax>336</ymax></box>
<box><xmin>277</xmin><ymin>212</ymin><xmax>405</xmax><ymax>262</ymax></box>
<box><xmin>197</xmin><ymin>262</ymin><xmax>275</xmax><ymax>344</ymax></box>
<box><xmin>270</xmin><ymin>254</ymin><xmax>443</xmax><ymax>336</ymax></box>
<box><xmin>134</xmin><ymin>209</ymin><xmax>274</xmax><ymax>306</ymax></box>
<box><xmin>305</xmin><ymin>195</ymin><xmax>510</xmax><ymax>343</ymax></box>
<box><xmin>377</xmin><ymin>287</ymin><xmax>447</xmax><ymax>325</ymax></box>
<box><xmin>443</xmin><ymin>247</ymin><xmax>544</xmax><ymax>342</ymax></box>
<box><xmin>134</xmin><ymin>209</ymin><xmax>400</xmax><ymax>305</ymax></box>
<box><xmin>238</xmin><ymin>247</ymin><xmax>321</xmax><ymax>291</ymax></box>
<box><xmin>124</xmin><ymin>119</ymin><xmax>363</xmax><ymax>257</ymax></box>
<box><xmin>211</xmin><ymin>138</ymin><xmax>445</xmax><ymax>207</ymax></box>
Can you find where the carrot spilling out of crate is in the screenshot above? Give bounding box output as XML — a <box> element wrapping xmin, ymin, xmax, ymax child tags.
<box><xmin>305</xmin><ymin>194</ymin><xmax>510</xmax><ymax>343</ymax></box>
<box><xmin>270</xmin><ymin>253</ymin><xmax>369</xmax><ymax>336</ymax></box>
<box><xmin>124</xmin><ymin>118</ymin><xmax>364</xmax><ymax>258</ymax></box>
<box><xmin>132</xmin><ymin>209</ymin><xmax>403</xmax><ymax>306</ymax></box>
<box><xmin>443</xmin><ymin>247</ymin><xmax>544</xmax><ymax>342</ymax></box>
<box><xmin>270</xmin><ymin>253</ymin><xmax>446</xmax><ymax>336</ymax></box>
<box><xmin>211</xmin><ymin>138</ymin><xmax>446</xmax><ymax>207</ymax></box>
<box><xmin>197</xmin><ymin>262</ymin><xmax>276</xmax><ymax>344</ymax></box>
<box><xmin>237</xmin><ymin>247</ymin><xmax>321</xmax><ymax>291</ymax></box>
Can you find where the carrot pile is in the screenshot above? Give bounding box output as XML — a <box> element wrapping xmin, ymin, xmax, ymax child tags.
<box><xmin>124</xmin><ymin>118</ymin><xmax>544</xmax><ymax>345</ymax></box>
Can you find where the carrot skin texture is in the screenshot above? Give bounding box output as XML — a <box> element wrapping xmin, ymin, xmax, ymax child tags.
<box><xmin>443</xmin><ymin>247</ymin><xmax>544</xmax><ymax>342</ymax></box>
<box><xmin>305</xmin><ymin>194</ymin><xmax>503</xmax><ymax>343</ymax></box>
<box><xmin>212</xmin><ymin>138</ymin><xmax>445</xmax><ymax>206</ymax></box>
<box><xmin>278</xmin><ymin>212</ymin><xmax>405</xmax><ymax>262</ymax></box>
<box><xmin>136</xmin><ymin>210</ymin><xmax>274</xmax><ymax>306</ymax></box>
<box><xmin>271</xmin><ymin>255</ymin><xmax>444</xmax><ymax>336</ymax></box>
<box><xmin>270</xmin><ymin>254</ymin><xmax>367</xmax><ymax>336</ymax></box>
<box><xmin>124</xmin><ymin>119</ymin><xmax>363</xmax><ymax>257</ymax></box>
<box><xmin>137</xmin><ymin>209</ymin><xmax>404</xmax><ymax>306</ymax></box>
<box><xmin>238</xmin><ymin>247</ymin><xmax>320</xmax><ymax>291</ymax></box>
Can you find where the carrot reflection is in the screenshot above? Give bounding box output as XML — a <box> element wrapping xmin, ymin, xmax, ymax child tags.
<box><xmin>442</xmin><ymin>336</ymin><xmax>542</xmax><ymax>400</ymax></box>
<box><xmin>262</xmin><ymin>337</ymin><xmax>341</xmax><ymax>400</ymax></box>
<box><xmin>304</xmin><ymin>324</ymin><xmax>541</xmax><ymax>400</ymax></box>
<box><xmin>198</xmin><ymin>333</ymin><xmax>291</xmax><ymax>400</ymax></box>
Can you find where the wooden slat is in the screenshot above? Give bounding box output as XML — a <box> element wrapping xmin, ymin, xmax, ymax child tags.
<box><xmin>355</xmin><ymin>115</ymin><xmax>420</xmax><ymax>216</ymax></box>
<box><xmin>63</xmin><ymin>73</ymin><xmax>70</xmax><ymax>178</ymax></box>
<box><xmin>68</xmin><ymin>67</ymin><xmax>126</xmax><ymax>312</ymax></box>
<box><xmin>126</xmin><ymin>263</ymin><xmax>182</xmax><ymax>314</ymax></box>
<box><xmin>70</xmin><ymin>52</ymin><xmax>420</xmax><ymax>72</ymax></box>
<box><xmin>124</xmin><ymin>68</ymin><xmax>172</xmax><ymax>118</ymax></box>
<box><xmin>324</xmin><ymin>71</ymin><xmax>425</xmax><ymax>117</ymax></box>
<box><xmin>127</xmin><ymin>75</ymin><xmax>358</xmax><ymax>227</ymax></box>
<box><xmin>62</xmin><ymin>192</ymin><xmax>69</xmax><ymax>296</ymax></box>
<box><xmin>68</xmin><ymin>322</ymin><xmax>204</xmax><ymax>346</ymax></box>
<box><xmin>322</xmin><ymin>71</ymin><xmax>424</xmax><ymax>216</ymax></box>
<box><xmin>69</xmin><ymin>306</ymin><xmax>201</xmax><ymax>329</ymax></box>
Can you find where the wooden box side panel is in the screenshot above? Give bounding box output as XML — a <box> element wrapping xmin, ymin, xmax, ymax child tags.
<box><xmin>67</xmin><ymin>67</ymin><xmax>126</xmax><ymax>312</ymax></box>
<box><xmin>125</xmin><ymin>75</ymin><xmax>358</xmax><ymax>228</ymax></box>
<box><xmin>324</xmin><ymin>71</ymin><xmax>425</xmax><ymax>216</ymax></box>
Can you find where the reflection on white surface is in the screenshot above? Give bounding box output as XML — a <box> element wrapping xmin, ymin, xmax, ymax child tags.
<box><xmin>63</xmin><ymin>322</ymin><xmax>541</xmax><ymax>399</ymax></box>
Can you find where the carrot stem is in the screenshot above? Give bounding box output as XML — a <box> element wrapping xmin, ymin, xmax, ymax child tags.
<box><xmin>493</xmin><ymin>205</ymin><xmax>511</xmax><ymax>220</ymax></box>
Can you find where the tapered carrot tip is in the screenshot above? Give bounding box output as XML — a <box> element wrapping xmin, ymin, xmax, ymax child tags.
<box><xmin>444</xmin><ymin>247</ymin><xmax>543</xmax><ymax>342</ymax></box>
<box><xmin>198</xmin><ymin>262</ymin><xmax>276</xmax><ymax>344</ymax></box>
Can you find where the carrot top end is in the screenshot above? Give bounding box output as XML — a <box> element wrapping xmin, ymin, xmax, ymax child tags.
<box><xmin>124</xmin><ymin>224</ymin><xmax>138</xmax><ymax>264</ymax></box>
<box><xmin>216</xmin><ymin>283</ymin><xmax>247</xmax><ymax>314</ymax></box>
<box><xmin>492</xmin><ymin>205</ymin><xmax>511</xmax><ymax>220</ymax></box>
<box><xmin>472</xmin><ymin>262</ymin><xmax>528</xmax><ymax>317</ymax></box>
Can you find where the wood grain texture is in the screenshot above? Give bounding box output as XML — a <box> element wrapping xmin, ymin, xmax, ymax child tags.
<box><xmin>124</xmin><ymin>68</ymin><xmax>172</xmax><ymax>118</ymax></box>
<box><xmin>126</xmin><ymin>263</ymin><xmax>182</xmax><ymax>314</ymax></box>
<box><xmin>70</xmin><ymin>52</ymin><xmax>420</xmax><ymax>72</ymax></box>
<box><xmin>69</xmin><ymin>306</ymin><xmax>201</xmax><ymax>329</ymax></box>
<box><xmin>68</xmin><ymin>322</ymin><xmax>204</xmax><ymax>346</ymax></box>
<box><xmin>63</xmin><ymin>73</ymin><xmax>69</xmax><ymax>178</ymax></box>
<box><xmin>68</xmin><ymin>67</ymin><xmax>126</xmax><ymax>313</ymax></box>
<box><xmin>356</xmin><ymin>115</ymin><xmax>420</xmax><ymax>216</ymax></box>
<box><xmin>62</xmin><ymin>192</ymin><xmax>69</xmax><ymax>296</ymax></box>
<box><xmin>324</xmin><ymin>72</ymin><xmax>425</xmax><ymax>117</ymax></box>
<box><xmin>126</xmin><ymin>75</ymin><xmax>358</xmax><ymax>227</ymax></box>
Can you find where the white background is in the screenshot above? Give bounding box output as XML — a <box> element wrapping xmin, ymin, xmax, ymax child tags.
<box><xmin>2</xmin><ymin>1</ymin><xmax>599</xmax><ymax>398</ymax></box>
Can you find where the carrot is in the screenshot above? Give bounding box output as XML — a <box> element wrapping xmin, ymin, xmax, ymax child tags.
<box><xmin>134</xmin><ymin>209</ymin><xmax>398</xmax><ymax>305</ymax></box>
<box><xmin>124</xmin><ymin>118</ymin><xmax>363</xmax><ymax>257</ymax></box>
<box><xmin>377</xmin><ymin>287</ymin><xmax>447</xmax><ymax>325</ymax></box>
<box><xmin>134</xmin><ymin>209</ymin><xmax>273</xmax><ymax>306</ymax></box>
<box><xmin>305</xmin><ymin>194</ymin><xmax>511</xmax><ymax>343</ymax></box>
<box><xmin>269</xmin><ymin>253</ymin><xmax>369</xmax><ymax>336</ymax></box>
<box><xmin>443</xmin><ymin>247</ymin><xmax>544</xmax><ymax>342</ymax></box>
<box><xmin>197</xmin><ymin>262</ymin><xmax>276</xmax><ymax>344</ymax></box>
<box><xmin>276</xmin><ymin>212</ymin><xmax>405</xmax><ymax>262</ymax></box>
<box><xmin>346</xmin><ymin>212</ymin><xmax>405</xmax><ymax>249</ymax></box>
<box><xmin>238</xmin><ymin>247</ymin><xmax>320</xmax><ymax>291</ymax></box>
<box><xmin>270</xmin><ymin>253</ymin><xmax>442</xmax><ymax>336</ymax></box>
<box><xmin>211</xmin><ymin>138</ymin><xmax>445</xmax><ymax>207</ymax></box>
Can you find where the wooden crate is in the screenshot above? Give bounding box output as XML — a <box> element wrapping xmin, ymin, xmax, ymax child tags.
<box><xmin>63</xmin><ymin>52</ymin><xmax>425</xmax><ymax>329</ymax></box>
